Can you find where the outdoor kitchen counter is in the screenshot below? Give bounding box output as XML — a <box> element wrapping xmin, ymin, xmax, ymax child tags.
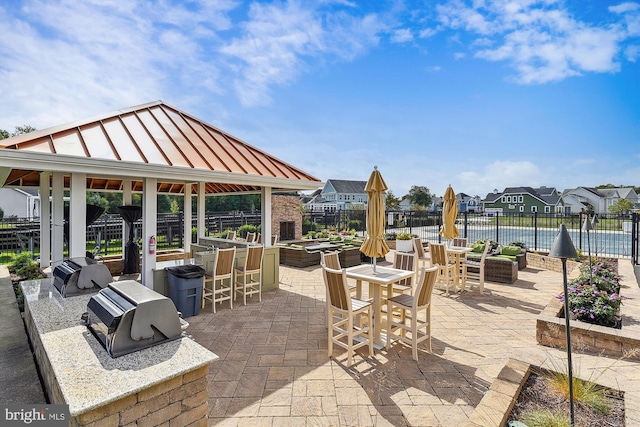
<box><xmin>21</xmin><ymin>278</ymin><xmax>218</xmax><ymax>426</ymax></box>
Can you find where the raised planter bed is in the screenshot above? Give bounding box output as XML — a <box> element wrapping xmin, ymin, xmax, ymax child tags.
<box><xmin>278</xmin><ymin>245</ymin><xmax>362</xmax><ymax>268</ymax></box>
<box><xmin>466</xmin><ymin>254</ymin><xmax>518</xmax><ymax>284</ymax></box>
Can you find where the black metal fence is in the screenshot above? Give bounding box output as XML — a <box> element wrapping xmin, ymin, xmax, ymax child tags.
<box><xmin>1</xmin><ymin>209</ymin><xmax>637</xmax><ymax>263</ymax></box>
<box><xmin>303</xmin><ymin>210</ymin><xmax>639</xmax><ymax>261</ymax></box>
<box><xmin>0</xmin><ymin>211</ymin><xmax>262</xmax><ymax>263</ymax></box>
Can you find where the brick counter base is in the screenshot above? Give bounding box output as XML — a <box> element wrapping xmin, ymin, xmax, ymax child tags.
<box><xmin>72</xmin><ymin>366</ymin><xmax>209</xmax><ymax>427</ymax></box>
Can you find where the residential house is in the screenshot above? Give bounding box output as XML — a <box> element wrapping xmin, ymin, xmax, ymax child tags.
<box><xmin>561</xmin><ymin>187</ymin><xmax>639</xmax><ymax>214</ymax></box>
<box><xmin>303</xmin><ymin>179</ymin><xmax>368</xmax><ymax>211</ymax></box>
<box><xmin>457</xmin><ymin>193</ymin><xmax>482</xmax><ymax>213</ymax></box>
<box><xmin>399</xmin><ymin>196</ymin><xmax>441</xmax><ymax>212</ymax></box>
<box><xmin>0</xmin><ymin>188</ymin><xmax>40</xmax><ymax>219</ymax></box>
<box><xmin>483</xmin><ymin>186</ymin><xmax>563</xmax><ymax>214</ymax></box>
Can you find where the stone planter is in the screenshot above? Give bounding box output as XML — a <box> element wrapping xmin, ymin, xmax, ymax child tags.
<box><xmin>526</xmin><ymin>252</ymin><xmax>581</xmax><ymax>274</ymax></box>
<box><xmin>395</xmin><ymin>239</ymin><xmax>413</xmax><ymax>253</ymax></box>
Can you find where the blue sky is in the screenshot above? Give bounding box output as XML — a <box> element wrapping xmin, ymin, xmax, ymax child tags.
<box><xmin>1</xmin><ymin>0</ymin><xmax>639</xmax><ymax>199</ymax></box>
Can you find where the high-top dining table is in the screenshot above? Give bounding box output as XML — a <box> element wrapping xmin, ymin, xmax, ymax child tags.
<box><xmin>345</xmin><ymin>264</ymin><xmax>415</xmax><ymax>346</ymax></box>
<box><xmin>446</xmin><ymin>245</ymin><xmax>473</xmax><ymax>290</ymax></box>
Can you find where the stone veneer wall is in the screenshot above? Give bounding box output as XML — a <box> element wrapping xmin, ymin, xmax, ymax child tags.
<box><xmin>526</xmin><ymin>252</ymin><xmax>581</xmax><ymax>274</ymax></box>
<box><xmin>71</xmin><ymin>366</ymin><xmax>209</xmax><ymax>427</ymax></box>
<box><xmin>24</xmin><ymin>301</ymin><xmax>210</xmax><ymax>427</ymax></box>
<box><xmin>271</xmin><ymin>194</ymin><xmax>302</xmax><ymax>241</ymax></box>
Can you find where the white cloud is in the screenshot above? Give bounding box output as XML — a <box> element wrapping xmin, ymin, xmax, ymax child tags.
<box><xmin>458</xmin><ymin>160</ymin><xmax>542</xmax><ymax>196</ymax></box>
<box><xmin>437</xmin><ymin>0</ymin><xmax>633</xmax><ymax>84</ymax></box>
<box><xmin>391</xmin><ymin>28</ymin><xmax>413</xmax><ymax>43</ymax></box>
<box><xmin>609</xmin><ymin>2</ymin><xmax>640</xmax><ymax>14</ymax></box>
<box><xmin>0</xmin><ymin>0</ymin><xmax>236</xmax><ymax>129</ymax></box>
<box><xmin>220</xmin><ymin>1</ymin><xmax>387</xmax><ymax>106</ymax></box>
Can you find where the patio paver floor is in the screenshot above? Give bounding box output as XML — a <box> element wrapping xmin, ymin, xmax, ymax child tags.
<box><xmin>187</xmin><ymin>255</ymin><xmax>640</xmax><ymax>427</ymax></box>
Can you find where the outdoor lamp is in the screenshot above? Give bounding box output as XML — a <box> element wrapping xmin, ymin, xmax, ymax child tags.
<box><xmin>549</xmin><ymin>224</ymin><xmax>579</xmax><ymax>426</ymax></box>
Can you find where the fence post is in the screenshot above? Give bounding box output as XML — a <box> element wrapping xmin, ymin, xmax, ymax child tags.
<box><xmin>463</xmin><ymin>211</ymin><xmax>468</xmax><ymax>238</ymax></box>
<box><xmin>533</xmin><ymin>211</ymin><xmax>538</xmax><ymax>252</ymax></box>
<box><xmin>495</xmin><ymin>212</ymin><xmax>500</xmax><ymax>243</ymax></box>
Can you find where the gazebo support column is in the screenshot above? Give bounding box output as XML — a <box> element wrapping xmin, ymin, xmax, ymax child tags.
<box><xmin>262</xmin><ymin>187</ymin><xmax>272</xmax><ymax>247</ymax></box>
<box><xmin>197</xmin><ymin>182</ymin><xmax>205</xmax><ymax>241</ymax></box>
<box><xmin>69</xmin><ymin>173</ymin><xmax>87</xmax><ymax>259</ymax></box>
<box><xmin>39</xmin><ymin>171</ymin><xmax>51</xmax><ymax>269</ymax></box>
<box><xmin>183</xmin><ymin>182</ymin><xmax>192</xmax><ymax>254</ymax></box>
<box><xmin>51</xmin><ymin>172</ymin><xmax>64</xmax><ymax>267</ymax></box>
<box><xmin>142</xmin><ymin>177</ymin><xmax>157</xmax><ymax>288</ymax></box>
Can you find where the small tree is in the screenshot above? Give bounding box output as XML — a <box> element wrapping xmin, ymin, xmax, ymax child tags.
<box><xmin>609</xmin><ymin>199</ymin><xmax>634</xmax><ymax>214</ymax></box>
<box><xmin>385</xmin><ymin>190</ymin><xmax>401</xmax><ymax>210</ymax></box>
<box><xmin>405</xmin><ymin>185</ymin><xmax>433</xmax><ymax>209</ymax></box>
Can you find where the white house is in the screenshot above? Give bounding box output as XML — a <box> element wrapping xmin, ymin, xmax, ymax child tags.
<box><xmin>304</xmin><ymin>179</ymin><xmax>368</xmax><ymax>211</ymax></box>
<box><xmin>561</xmin><ymin>187</ymin><xmax>638</xmax><ymax>213</ymax></box>
<box><xmin>0</xmin><ymin>188</ymin><xmax>40</xmax><ymax>219</ymax></box>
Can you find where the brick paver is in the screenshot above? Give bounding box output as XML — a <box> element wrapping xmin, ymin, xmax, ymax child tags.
<box><xmin>187</xmin><ymin>256</ymin><xmax>640</xmax><ymax>426</ymax></box>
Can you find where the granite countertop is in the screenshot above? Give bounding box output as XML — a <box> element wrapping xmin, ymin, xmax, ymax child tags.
<box><xmin>22</xmin><ymin>279</ymin><xmax>218</xmax><ymax>417</ymax></box>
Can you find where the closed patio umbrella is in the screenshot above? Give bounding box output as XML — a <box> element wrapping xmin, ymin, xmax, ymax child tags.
<box><xmin>439</xmin><ymin>185</ymin><xmax>459</xmax><ymax>244</ymax></box>
<box><xmin>360</xmin><ymin>166</ymin><xmax>390</xmax><ymax>273</ymax></box>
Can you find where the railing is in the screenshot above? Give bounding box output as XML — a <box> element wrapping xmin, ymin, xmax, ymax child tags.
<box><xmin>303</xmin><ymin>210</ymin><xmax>637</xmax><ymax>261</ymax></box>
<box><xmin>1</xmin><ymin>210</ymin><xmax>636</xmax><ymax>263</ymax></box>
<box><xmin>0</xmin><ymin>211</ymin><xmax>262</xmax><ymax>263</ymax></box>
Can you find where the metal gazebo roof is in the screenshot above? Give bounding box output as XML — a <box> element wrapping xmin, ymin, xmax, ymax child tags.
<box><xmin>0</xmin><ymin>100</ymin><xmax>321</xmax><ymax>194</ymax></box>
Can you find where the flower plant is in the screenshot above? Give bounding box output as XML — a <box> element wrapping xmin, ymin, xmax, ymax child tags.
<box><xmin>557</xmin><ymin>260</ymin><xmax>623</xmax><ymax>327</ymax></box>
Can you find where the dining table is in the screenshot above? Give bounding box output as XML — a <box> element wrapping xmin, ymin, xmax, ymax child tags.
<box><xmin>446</xmin><ymin>245</ymin><xmax>473</xmax><ymax>290</ymax></box>
<box><xmin>345</xmin><ymin>264</ymin><xmax>416</xmax><ymax>347</ymax></box>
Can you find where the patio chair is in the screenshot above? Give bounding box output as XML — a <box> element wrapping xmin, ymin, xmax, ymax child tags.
<box><xmin>386</xmin><ymin>266</ymin><xmax>438</xmax><ymax>361</ymax></box>
<box><xmin>430</xmin><ymin>243</ymin><xmax>457</xmax><ymax>295</ymax></box>
<box><xmin>246</xmin><ymin>232</ymin><xmax>256</xmax><ymax>243</ymax></box>
<box><xmin>322</xmin><ymin>250</ymin><xmax>359</xmax><ymax>296</ymax></box>
<box><xmin>202</xmin><ymin>247</ymin><xmax>236</xmax><ymax>313</ymax></box>
<box><xmin>271</xmin><ymin>235</ymin><xmax>278</xmax><ymax>245</ymax></box>
<box><xmin>234</xmin><ymin>245</ymin><xmax>264</xmax><ymax>305</ymax></box>
<box><xmin>388</xmin><ymin>251</ymin><xmax>416</xmax><ymax>298</ymax></box>
<box><xmin>461</xmin><ymin>241</ymin><xmax>490</xmax><ymax>293</ymax></box>
<box><xmin>453</xmin><ymin>237</ymin><xmax>468</xmax><ymax>247</ymax></box>
<box><xmin>322</xmin><ymin>265</ymin><xmax>374</xmax><ymax>367</ymax></box>
<box><xmin>412</xmin><ymin>237</ymin><xmax>431</xmax><ymax>268</ymax></box>
<box><xmin>226</xmin><ymin>230</ymin><xmax>236</xmax><ymax>241</ymax></box>
<box><xmin>256</xmin><ymin>232</ymin><xmax>262</xmax><ymax>244</ymax></box>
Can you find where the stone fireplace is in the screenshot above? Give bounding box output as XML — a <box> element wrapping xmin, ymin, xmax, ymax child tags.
<box><xmin>272</xmin><ymin>194</ymin><xmax>302</xmax><ymax>241</ymax></box>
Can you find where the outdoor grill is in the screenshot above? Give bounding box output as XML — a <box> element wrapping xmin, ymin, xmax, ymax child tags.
<box><xmin>85</xmin><ymin>280</ymin><xmax>185</xmax><ymax>358</ymax></box>
<box><xmin>52</xmin><ymin>257</ymin><xmax>113</xmax><ymax>298</ymax></box>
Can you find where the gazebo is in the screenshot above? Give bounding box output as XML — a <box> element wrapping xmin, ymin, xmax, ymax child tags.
<box><xmin>0</xmin><ymin>100</ymin><xmax>321</xmax><ymax>287</ymax></box>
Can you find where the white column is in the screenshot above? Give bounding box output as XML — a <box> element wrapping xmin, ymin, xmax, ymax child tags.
<box><xmin>51</xmin><ymin>172</ymin><xmax>64</xmax><ymax>266</ymax></box>
<box><xmin>197</xmin><ymin>182</ymin><xmax>205</xmax><ymax>240</ymax></box>
<box><xmin>141</xmin><ymin>177</ymin><xmax>157</xmax><ymax>288</ymax></box>
<box><xmin>122</xmin><ymin>179</ymin><xmax>132</xmax><ymax>255</ymax></box>
<box><xmin>69</xmin><ymin>173</ymin><xmax>87</xmax><ymax>258</ymax></box>
<box><xmin>183</xmin><ymin>182</ymin><xmax>192</xmax><ymax>254</ymax></box>
<box><xmin>39</xmin><ymin>172</ymin><xmax>51</xmax><ymax>269</ymax></box>
<box><xmin>261</xmin><ymin>187</ymin><xmax>272</xmax><ymax>247</ymax></box>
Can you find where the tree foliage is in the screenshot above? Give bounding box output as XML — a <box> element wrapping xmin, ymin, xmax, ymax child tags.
<box><xmin>0</xmin><ymin>125</ymin><xmax>37</xmax><ymax>139</ymax></box>
<box><xmin>385</xmin><ymin>190</ymin><xmax>401</xmax><ymax>210</ymax></box>
<box><xmin>608</xmin><ymin>199</ymin><xmax>634</xmax><ymax>214</ymax></box>
<box><xmin>404</xmin><ymin>185</ymin><xmax>433</xmax><ymax>208</ymax></box>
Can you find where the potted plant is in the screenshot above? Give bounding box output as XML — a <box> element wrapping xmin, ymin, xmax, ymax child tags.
<box><xmin>396</xmin><ymin>233</ymin><xmax>413</xmax><ymax>253</ymax></box>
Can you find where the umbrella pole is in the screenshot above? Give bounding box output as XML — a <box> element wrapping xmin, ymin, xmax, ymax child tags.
<box><xmin>372</xmin><ymin>255</ymin><xmax>377</xmax><ymax>274</ymax></box>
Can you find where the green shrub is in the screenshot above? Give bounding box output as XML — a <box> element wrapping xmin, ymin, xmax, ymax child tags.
<box><xmin>16</xmin><ymin>263</ymin><xmax>43</xmax><ymax>281</ymax></box>
<box><xmin>9</xmin><ymin>253</ymin><xmax>35</xmax><ymax>274</ymax></box>
<box><xmin>237</xmin><ymin>224</ymin><xmax>257</xmax><ymax>238</ymax></box>
<box><xmin>396</xmin><ymin>233</ymin><xmax>412</xmax><ymax>240</ymax></box>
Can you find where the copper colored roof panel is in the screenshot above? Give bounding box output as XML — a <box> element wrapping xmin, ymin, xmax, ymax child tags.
<box><xmin>0</xmin><ymin>101</ymin><xmax>321</xmax><ymax>194</ymax></box>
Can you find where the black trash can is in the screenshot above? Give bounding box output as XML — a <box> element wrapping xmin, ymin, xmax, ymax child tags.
<box><xmin>166</xmin><ymin>265</ymin><xmax>205</xmax><ymax>318</ymax></box>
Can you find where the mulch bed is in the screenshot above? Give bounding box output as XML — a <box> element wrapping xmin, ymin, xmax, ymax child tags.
<box><xmin>507</xmin><ymin>372</ymin><xmax>625</xmax><ymax>427</ymax></box>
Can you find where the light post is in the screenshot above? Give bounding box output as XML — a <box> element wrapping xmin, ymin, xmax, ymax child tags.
<box><xmin>592</xmin><ymin>214</ymin><xmax>599</xmax><ymax>257</ymax></box>
<box><xmin>549</xmin><ymin>224</ymin><xmax>579</xmax><ymax>427</ymax></box>
<box><xmin>583</xmin><ymin>216</ymin><xmax>593</xmax><ymax>286</ymax></box>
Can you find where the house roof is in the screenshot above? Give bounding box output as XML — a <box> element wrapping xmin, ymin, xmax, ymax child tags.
<box><xmin>324</xmin><ymin>179</ymin><xmax>367</xmax><ymax>194</ymax></box>
<box><xmin>0</xmin><ymin>101</ymin><xmax>321</xmax><ymax>194</ymax></box>
<box><xmin>484</xmin><ymin>186</ymin><xmax>561</xmax><ymax>205</ymax></box>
